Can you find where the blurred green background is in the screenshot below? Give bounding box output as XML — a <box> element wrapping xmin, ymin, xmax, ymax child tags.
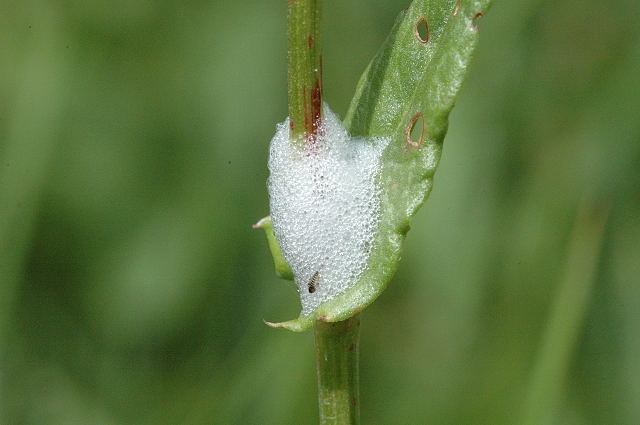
<box><xmin>1</xmin><ymin>0</ymin><xmax>639</xmax><ymax>424</ymax></box>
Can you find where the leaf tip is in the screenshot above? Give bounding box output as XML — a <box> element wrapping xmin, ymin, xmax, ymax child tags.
<box><xmin>252</xmin><ymin>216</ymin><xmax>271</xmax><ymax>229</ymax></box>
<box><xmin>262</xmin><ymin>315</ymin><xmax>314</xmax><ymax>332</ymax></box>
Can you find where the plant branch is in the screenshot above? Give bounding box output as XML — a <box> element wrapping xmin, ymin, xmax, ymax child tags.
<box><xmin>288</xmin><ymin>2</ymin><xmax>359</xmax><ymax>422</ymax></box>
<box><xmin>315</xmin><ymin>315</ymin><xmax>360</xmax><ymax>425</ymax></box>
<box><xmin>288</xmin><ymin>0</ymin><xmax>322</xmax><ymax>144</ymax></box>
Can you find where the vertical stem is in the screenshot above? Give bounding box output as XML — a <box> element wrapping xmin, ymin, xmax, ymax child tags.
<box><xmin>288</xmin><ymin>0</ymin><xmax>322</xmax><ymax>144</ymax></box>
<box><xmin>288</xmin><ymin>1</ymin><xmax>358</xmax><ymax>422</ymax></box>
<box><xmin>315</xmin><ymin>315</ymin><xmax>360</xmax><ymax>425</ymax></box>
<box><xmin>0</xmin><ymin>5</ymin><xmax>66</xmax><ymax>422</ymax></box>
<box><xmin>521</xmin><ymin>200</ymin><xmax>608</xmax><ymax>425</ymax></box>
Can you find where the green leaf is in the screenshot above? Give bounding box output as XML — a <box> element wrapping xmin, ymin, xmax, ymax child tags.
<box><xmin>269</xmin><ymin>0</ymin><xmax>491</xmax><ymax>331</ymax></box>
<box><xmin>254</xmin><ymin>216</ymin><xmax>294</xmax><ymax>281</ymax></box>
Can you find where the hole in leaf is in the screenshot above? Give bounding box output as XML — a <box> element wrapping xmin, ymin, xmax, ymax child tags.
<box><xmin>414</xmin><ymin>18</ymin><xmax>430</xmax><ymax>43</ymax></box>
<box><xmin>405</xmin><ymin>112</ymin><xmax>425</xmax><ymax>149</ymax></box>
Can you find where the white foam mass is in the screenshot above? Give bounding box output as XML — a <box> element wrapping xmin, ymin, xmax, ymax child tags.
<box><xmin>268</xmin><ymin>104</ymin><xmax>390</xmax><ymax>315</ymax></box>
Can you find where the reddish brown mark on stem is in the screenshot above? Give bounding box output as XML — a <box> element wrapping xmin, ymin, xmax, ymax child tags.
<box><xmin>310</xmin><ymin>79</ymin><xmax>322</xmax><ymax>135</ymax></box>
<box><xmin>303</xmin><ymin>86</ymin><xmax>309</xmax><ymax>133</ymax></box>
<box><xmin>307</xmin><ymin>35</ymin><xmax>314</xmax><ymax>49</ymax></box>
<box><xmin>303</xmin><ymin>53</ymin><xmax>323</xmax><ymax>144</ymax></box>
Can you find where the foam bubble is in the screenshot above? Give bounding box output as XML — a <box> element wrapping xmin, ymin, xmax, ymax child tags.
<box><xmin>268</xmin><ymin>104</ymin><xmax>390</xmax><ymax>315</ymax></box>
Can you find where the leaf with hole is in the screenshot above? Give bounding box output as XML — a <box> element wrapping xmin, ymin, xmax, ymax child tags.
<box><xmin>263</xmin><ymin>0</ymin><xmax>491</xmax><ymax>331</ymax></box>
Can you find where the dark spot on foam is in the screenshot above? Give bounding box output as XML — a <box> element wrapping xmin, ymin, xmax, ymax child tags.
<box><xmin>308</xmin><ymin>271</ymin><xmax>320</xmax><ymax>293</ymax></box>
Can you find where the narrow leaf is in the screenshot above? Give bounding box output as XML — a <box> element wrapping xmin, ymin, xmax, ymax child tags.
<box><xmin>254</xmin><ymin>216</ymin><xmax>294</xmax><ymax>281</ymax></box>
<box><xmin>521</xmin><ymin>201</ymin><xmax>608</xmax><ymax>425</ymax></box>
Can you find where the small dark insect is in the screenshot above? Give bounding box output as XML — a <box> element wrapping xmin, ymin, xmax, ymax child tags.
<box><xmin>308</xmin><ymin>271</ymin><xmax>320</xmax><ymax>293</ymax></box>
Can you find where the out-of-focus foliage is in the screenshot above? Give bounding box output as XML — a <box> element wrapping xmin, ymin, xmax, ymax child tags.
<box><xmin>0</xmin><ymin>0</ymin><xmax>638</xmax><ymax>424</ymax></box>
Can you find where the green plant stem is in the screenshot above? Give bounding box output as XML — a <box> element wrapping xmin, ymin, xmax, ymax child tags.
<box><xmin>521</xmin><ymin>200</ymin><xmax>608</xmax><ymax>425</ymax></box>
<box><xmin>287</xmin><ymin>0</ymin><xmax>322</xmax><ymax>144</ymax></box>
<box><xmin>314</xmin><ymin>315</ymin><xmax>360</xmax><ymax>425</ymax></box>
<box><xmin>288</xmin><ymin>1</ymin><xmax>359</xmax><ymax>422</ymax></box>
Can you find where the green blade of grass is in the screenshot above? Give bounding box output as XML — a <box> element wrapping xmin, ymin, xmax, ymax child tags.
<box><xmin>0</xmin><ymin>3</ymin><xmax>66</xmax><ymax>345</ymax></box>
<box><xmin>521</xmin><ymin>200</ymin><xmax>609</xmax><ymax>425</ymax></box>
